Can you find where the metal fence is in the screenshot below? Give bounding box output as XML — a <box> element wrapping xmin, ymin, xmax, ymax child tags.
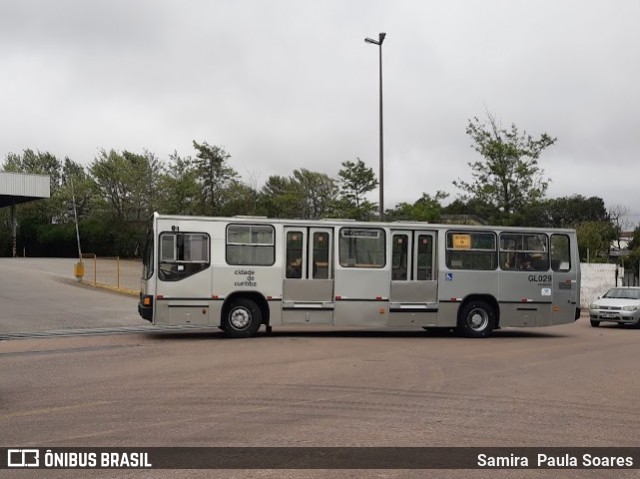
<box><xmin>79</xmin><ymin>254</ymin><xmax>141</xmax><ymax>295</ymax></box>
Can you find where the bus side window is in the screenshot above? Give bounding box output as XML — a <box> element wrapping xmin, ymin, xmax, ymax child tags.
<box><xmin>501</xmin><ymin>253</ymin><xmax>515</xmax><ymax>270</ymax></box>
<box><xmin>392</xmin><ymin>234</ymin><xmax>408</xmax><ymax>280</ymax></box>
<box><xmin>551</xmin><ymin>235</ymin><xmax>571</xmax><ymax>272</ymax></box>
<box><xmin>158</xmin><ymin>232</ymin><xmax>210</xmax><ymax>281</ymax></box>
<box><xmin>286</xmin><ymin>231</ymin><xmax>303</xmax><ymax>279</ymax></box>
<box><xmin>416</xmin><ymin>234</ymin><xmax>433</xmax><ymax>280</ymax></box>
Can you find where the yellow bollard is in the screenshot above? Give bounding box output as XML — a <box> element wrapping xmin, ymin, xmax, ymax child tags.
<box><xmin>74</xmin><ymin>261</ymin><xmax>85</xmax><ymax>282</ymax></box>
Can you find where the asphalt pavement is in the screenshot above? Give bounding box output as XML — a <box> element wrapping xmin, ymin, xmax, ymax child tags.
<box><xmin>0</xmin><ymin>258</ymin><xmax>146</xmax><ymax>334</ymax></box>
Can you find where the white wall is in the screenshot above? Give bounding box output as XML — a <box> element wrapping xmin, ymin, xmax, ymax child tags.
<box><xmin>580</xmin><ymin>263</ymin><xmax>620</xmax><ymax>308</ymax></box>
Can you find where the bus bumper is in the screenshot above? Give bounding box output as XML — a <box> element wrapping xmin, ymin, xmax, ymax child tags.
<box><xmin>138</xmin><ymin>294</ymin><xmax>153</xmax><ymax>322</ymax></box>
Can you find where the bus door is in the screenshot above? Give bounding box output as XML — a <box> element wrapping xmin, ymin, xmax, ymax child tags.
<box><xmin>282</xmin><ymin>227</ymin><xmax>334</xmax><ymax>324</ymax></box>
<box><xmin>550</xmin><ymin>233</ymin><xmax>580</xmax><ymax>324</ymax></box>
<box><xmin>389</xmin><ymin>230</ymin><xmax>438</xmax><ymax>327</ymax></box>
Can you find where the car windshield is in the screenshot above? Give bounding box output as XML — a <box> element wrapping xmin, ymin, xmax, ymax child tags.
<box><xmin>603</xmin><ymin>288</ymin><xmax>640</xmax><ymax>300</ymax></box>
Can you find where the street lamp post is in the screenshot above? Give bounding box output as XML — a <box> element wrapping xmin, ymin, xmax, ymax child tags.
<box><xmin>365</xmin><ymin>32</ymin><xmax>386</xmax><ymax>219</ymax></box>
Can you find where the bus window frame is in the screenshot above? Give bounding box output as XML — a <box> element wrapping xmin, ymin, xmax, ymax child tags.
<box><xmin>445</xmin><ymin>230</ymin><xmax>497</xmax><ymax>271</ymax></box>
<box><xmin>158</xmin><ymin>231</ymin><xmax>211</xmax><ymax>281</ymax></box>
<box><xmin>339</xmin><ymin>227</ymin><xmax>386</xmax><ymax>269</ymax></box>
<box><xmin>226</xmin><ymin>223</ymin><xmax>276</xmax><ymax>266</ymax></box>
<box><xmin>499</xmin><ymin>232</ymin><xmax>549</xmax><ymax>272</ymax></box>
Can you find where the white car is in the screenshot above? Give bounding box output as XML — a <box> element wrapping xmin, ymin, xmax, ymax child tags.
<box><xmin>589</xmin><ymin>287</ymin><xmax>640</xmax><ymax>328</ymax></box>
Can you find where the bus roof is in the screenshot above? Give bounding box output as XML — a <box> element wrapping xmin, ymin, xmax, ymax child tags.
<box><xmin>151</xmin><ymin>212</ymin><xmax>577</xmax><ymax>234</ymax></box>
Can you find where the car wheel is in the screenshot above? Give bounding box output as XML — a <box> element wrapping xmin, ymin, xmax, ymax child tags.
<box><xmin>590</xmin><ymin>319</ymin><xmax>600</xmax><ymax>327</ymax></box>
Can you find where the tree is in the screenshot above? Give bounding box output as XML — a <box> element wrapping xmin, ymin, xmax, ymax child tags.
<box><xmin>454</xmin><ymin>112</ymin><xmax>555</xmax><ymax>223</ymax></box>
<box><xmin>517</xmin><ymin>195</ymin><xmax>609</xmax><ymax>228</ymax></box>
<box><xmin>259</xmin><ymin>175</ymin><xmax>302</xmax><ymax>218</ymax></box>
<box><xmin>89</xmin><ymin>149</ymin><xmax>162</xmax><ymax>221</ymax></box>
<box><xmin>608</xmin><ymin>204</ymin><xmax>633</xmax><ymax>250</ymax></box>
<box><xmin>259</xmin><ymin>169</ymin><xmax>338</xmax><ymax>219</ymax></box>
<box><xmin>336</xmin><ymin>158</ymin><xmax>378</xmax><ymax>220</ymax></box>
<box><xmin>385</xmin><ymin>191</ymin><xmax>448</xmax><ymax>222</ymax></box>
<box><xmin>628</xmin><ymin>225</ymin><xmax>640</xmax><ymax>252</ymax></box>
<box><xmin>546</xmin><ymin>195</ymin><xmax>608</xmax><ymax>227</ymax></box>
<box><xmin>51</xmin><ymin>158</ymin><xmax>96</xmax><ymax>224</ymax></box>
<box><xmin>441</xmin><ymin>197</ymin><xmax>496</xmax><ymax>224</ymax></box>
<box><xmin>575</xmin><ymin>220</ymin><xmax>617</xmax><ymax>262</ymax></box>
<box><xmin>158</xmin><ymin>152</ymin><xmax>200</xmax><ymax>215</ymax></box>
<box><xmin>219</xmin><ymin>180</ymin><xmax>260</xmax><ymax>216</ymax></box>
<box><xmin>623</xmin><ymin>225</ymin><xmax>640</xmax><ymax>281</ymax></box>
<box><xmin>192</xmin><ymin>141</ymin><xmax>238</xmax><ymax>216</ymax></box>
<box><xmin>291</xmin><ymin>169</ymin><xmax>338</xmax><ymax>219</ymax></box>
<box><xmin>123</xmin><ymin>150</ymin><xmax>163</xmax><ymax>221</ymax></box>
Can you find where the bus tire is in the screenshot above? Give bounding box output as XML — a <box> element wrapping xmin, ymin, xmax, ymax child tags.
<box><xmin>223</xmin><ymin>298</ymin><xmax>262</xmax><ymax>338</ymax></box>
<box><xmin>457</xmin><ymin>300</ymin><xmax>495</xmax><ymax>338</ymax></box>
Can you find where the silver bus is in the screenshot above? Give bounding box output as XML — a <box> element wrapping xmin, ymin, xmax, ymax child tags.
<box><xmin>138</xmin><ymin>213</ymin><xmax>581</xmax><ymax>338</ymax></box>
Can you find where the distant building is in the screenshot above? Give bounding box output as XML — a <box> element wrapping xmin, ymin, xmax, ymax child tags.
<box><xmin>0</xmin><ymin>171</ymin><xmax>51</xmax><ymax>257</ymax></box>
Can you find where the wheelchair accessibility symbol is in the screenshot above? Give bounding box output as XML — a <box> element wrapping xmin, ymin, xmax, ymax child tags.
<box><xmin>446</xmin><ymin>273</ymin><xmax>453</xmax><ymax>281</ymax></box>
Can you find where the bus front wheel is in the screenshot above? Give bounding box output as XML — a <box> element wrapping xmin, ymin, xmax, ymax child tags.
<box><xmin>223</xmin><ymin>298</ymin><xmax>262</xmax><ymax>338</ymax></box>
<box><xmin>457</xmin><ymin>300</ymin><xmax>495</xmax><ymax>338</ymax></box>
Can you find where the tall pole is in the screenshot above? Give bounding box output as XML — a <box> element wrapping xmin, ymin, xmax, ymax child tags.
<box><xmin>365</xmin><ymin>32</ymin><xmax>386</xmax><ymax>219</ymax></box>
<box><xmin>10</xmin><ymin>201</ymin><xmax>16</xmax><ymax>257</ymax></box>
<box><xmin>71</xmin><ymin>176</ymin><xmax>82</xmax><ymax>260</ymax></box>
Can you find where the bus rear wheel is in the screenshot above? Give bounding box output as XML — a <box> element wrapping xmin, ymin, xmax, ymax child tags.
<box><xmin>457</xmin><ymin>300</ymin><xmax>495</xmax><ymax>338</ymax></box>
<box><xmin>223</xmin><ymin>298</ymin><xmax>262</xmax><ymax>338</ymax></box>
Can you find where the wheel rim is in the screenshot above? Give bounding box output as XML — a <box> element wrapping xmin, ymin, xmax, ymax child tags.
<box><xmin>467</xmin><ymin>308</ymin><xmax>489</xmax><ymax>331</ymax></box>
<box><xmin>229</xmin><ymin>306</ymin><xmax>251</xmax><ymax>330</ymax></box>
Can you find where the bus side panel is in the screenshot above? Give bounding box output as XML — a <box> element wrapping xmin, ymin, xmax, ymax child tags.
<box><xmin>436</xmin><ymin>302</ymin><xmax>459</xmax><ymax>328</ymax></box>
<box><xmin>498</xmin><ymin>271</ymin><xmax>553</xmax><ymax>327</ymax></box>
<box><xmin>437</xmin><ymin>270</ymin><xmax>499</xmax><ymax>327</ymax></box>
<box><xmin>333</xmin><ymin>267</ymin><xmax>390</xmax><ymax>326</ymax></box>
<box><xmin>154</xmin><ymin>269</ymin><xmax>213</xmax><ymax>326</ymax></box>
<box><xmin>212</xmin><ymin>264</ymin><xmax>283</xmax><ymax>327</ymax></box>
<box><xmin>155</xmin><ymin>300</ymin><xmax>211</xmax><ymax>326</ymax></box>
<box><xmin>497</xmin><ymin>303</ymin><xmax>553</xmax><ymax>328</ymax></box>
<box><xmin>267</xmin><ymin>300</ymin><xmax>283</xmax><ymax>326</ymax></box>
<box><xmin>551</xmin><ymin>266</ymin><xmax>580</xmax><ymax>324</ymax></box>
<box><xmin>282</xmin><ymin>279</ymin><xmax>333</xmax><ymax>324</ymax></box>
<box><xmin>333</xmin><ymin>301</ymin><xmax>388</xmax><ymax>326</ymax></box>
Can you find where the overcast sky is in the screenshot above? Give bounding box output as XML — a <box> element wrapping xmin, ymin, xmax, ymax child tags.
<box><xmin>1</xmin><ymin>1</ymin><xmax>639</xmax><ymax>222</ymax></box>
